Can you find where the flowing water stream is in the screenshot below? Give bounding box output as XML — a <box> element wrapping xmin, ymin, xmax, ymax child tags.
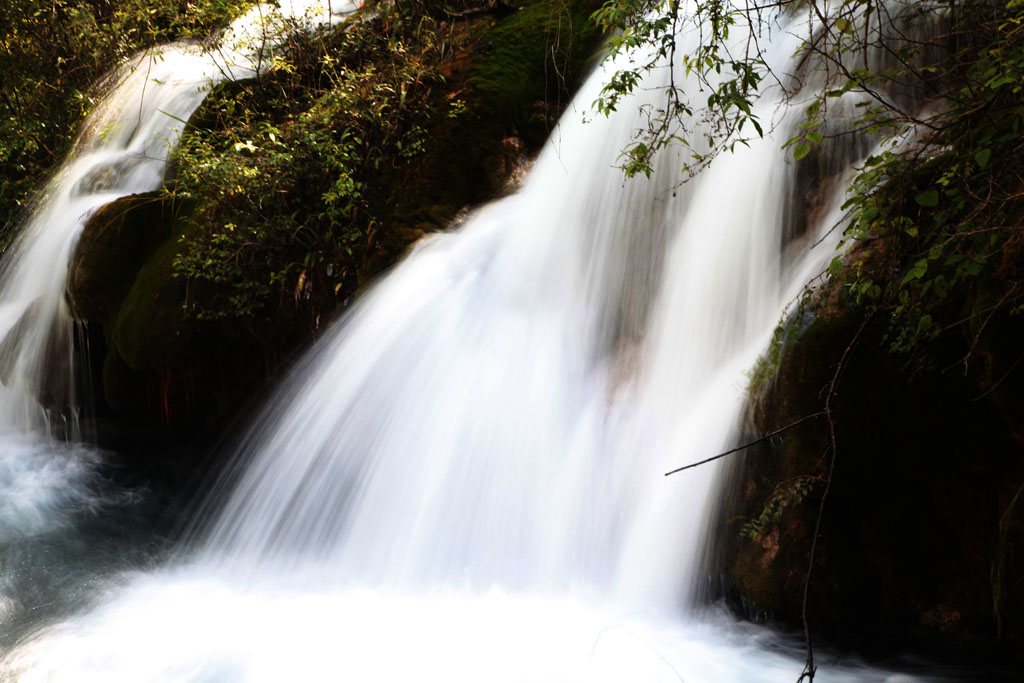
<box><xmin>0</xmin><ymin>2</ymin><xmax>965</xmax><ymax>681</ymax></box>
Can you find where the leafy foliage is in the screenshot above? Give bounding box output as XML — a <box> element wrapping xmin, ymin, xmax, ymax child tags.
<box><xmin>0</xmin><ymin>0</ymin><xmax>249</xmax><ymax>233</ymax></box>
<box><xmin>171</xmin><ymin>8</ymin><xmax>439</xmax><ymax>319</ymax></box>
<box><xmin>595</xmin><ymin>0</ymin><xmax>1024</xmax><ymax>372</ymax></box>
<box><xmin>828</xmin><ymin>1</ymin><xmax>1024</xmax><ymax>364</ymax></box>
<box><xmin>590</xmin><ymin>0</ymin><xmax>957</xmax><ymax>178</ymax></box>
<box><xmin>741</xmin><ymin>475</ymin><xmax>821</xmax><ymax>540</ymax></box>
<box><xmin>590</xmin><ymin>0</ymin><xmax>766</xmax><ymax>177</ymax></box>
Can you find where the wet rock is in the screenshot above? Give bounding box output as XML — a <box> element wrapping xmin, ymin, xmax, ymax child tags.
<box><xmin>425</xmin><ymin>204</ymin><xmax>457</xmax><ymax>227</ymax></box>
<box><xmin>482</xmin><ymin>136</ymin><xmax>525</xmax><ymax>193</ymax></box>
<box><xmin>68</xmin><ymin>193</ymin><xmax>175</xmax><ymax>324</ymax></box>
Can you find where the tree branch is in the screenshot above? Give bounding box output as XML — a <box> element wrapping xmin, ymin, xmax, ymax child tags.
<box><xmin>664</xmin><ymin>410</ymin><xmax>826</xmax><ymax>476</ymax></box>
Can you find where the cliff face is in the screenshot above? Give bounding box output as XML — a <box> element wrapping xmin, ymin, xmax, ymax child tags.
<box><xmin>67</xmin><ymin>1</ymin><xmax>603</xmax><ymax>439</ymax></box>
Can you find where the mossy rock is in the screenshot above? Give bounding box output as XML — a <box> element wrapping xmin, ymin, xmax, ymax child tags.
<box><xmin>68</xmin><ymin>193</ymin><xmax>178</xmax><ymax>324</ymax></box>
<box><xmin>359</xmin><ymin>0</ymin><xmax>605</xmax><ymax>281</ymax></box>
<box><xmin>467</xmin><ymin>0</ymin><xmax>603</xmax><ymax>136</ymax></box>
<box><xmin>90</xmin><ymin>196</ymin><xmax>316</xmax><ymax>432</ymax></box>
<box><xmin>79</xmin><ymin>0</ymin><xmax>608</xmax><ymax>437</ymax></box>
<box><xmin>102</xmin><ymin>228</ymin><xmax>288</xmax><ymax>432</ymax></box>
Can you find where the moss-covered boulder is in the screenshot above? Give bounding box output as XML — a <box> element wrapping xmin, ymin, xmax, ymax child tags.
<box><xmin>66</xmin><ymin>0</ymin><xmax>605</xmax><ymax>437</ymax></box>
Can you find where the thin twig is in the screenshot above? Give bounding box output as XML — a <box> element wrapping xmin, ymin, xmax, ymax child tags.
<box><xmin>973</xmin><ymin>349</ymin><xmax>1024</xmax><ymax>402</ymax></box>
<box><xmin>797</xmin><ymin>311</ymin><xmax>874</xmax><ymax>683</ymax></box>
<box><xmin>664</xmin><ymin>411</ymin><xmax>826</xmax><ymax>476</ymax></box>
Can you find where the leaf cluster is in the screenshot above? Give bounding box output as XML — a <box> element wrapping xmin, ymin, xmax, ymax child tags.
<box><xmin>742</xmin><ymin>474</ymin><xmax>821</xmax><ymax>540</ymax></box>
<box><xmin>591</xmin><ymin>0</ymin><xmax>767</xmax><ymax>178</ymax></box>
<box><xmin>596</xmin><ymin>1</ymin><xmax>1024</xmax><ymax>368</ymax></box>
<box><xmin>829</xmin><ymin>1</ymin><xmax>1024</xmax><ymax>364</ymax></box>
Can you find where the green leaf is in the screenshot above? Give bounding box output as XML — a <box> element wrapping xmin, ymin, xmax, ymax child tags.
<box><xmin>915</xmin><ymin>189</ymin><xmax>940</xmax><ymax>207</ymax></box>
<box><xmin>901</xmin><ymin>258</ymin><xmax>929</xmax><ymax>285</ymax></box>
<box><xmin>793</xmin><ymin>143</ymin><xmax>812</xmax><ymax>161</ymax></box>
<box><xmin>975</xmin><ymin>148</ymin><xmax>992</xmax><ymax>168</ymax></box>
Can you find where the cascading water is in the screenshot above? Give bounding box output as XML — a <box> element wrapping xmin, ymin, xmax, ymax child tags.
<box><xmin>1</xmin><ymin>3</ymin><xmax>947</xmax><ymax>682</ymax></box>
<box><xmin>0</xmin><ymin>0</ymin><xmax>357</xmax><ymax>660</ymax></box>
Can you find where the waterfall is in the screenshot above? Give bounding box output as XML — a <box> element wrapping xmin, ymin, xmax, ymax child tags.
<box><xmin>1</xmin><ymin>3</ymin><xmax>940</xmax><ymax>681</ymax></box>
<box><xmin>193</xmin><ymin>6</ymin><xmax>865</xmax><ymax>606</ymax></box>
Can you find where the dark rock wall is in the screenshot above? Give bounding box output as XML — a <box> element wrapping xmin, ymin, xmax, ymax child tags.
<box><xmin>714</xmin><ymin>305</ymin><xmax>1024</xmax><ymax>662</ymax></box>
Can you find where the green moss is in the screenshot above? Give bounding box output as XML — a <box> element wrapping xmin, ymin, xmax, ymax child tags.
<box><xmin>109</xmin><ymin>234</ymin><xmax>191</xmax><ymax>373</ymax></box>
<box><xmin>468</xmin><ymin>0</ymin><xmax>603</xmax><ymax>131</ymax></box>
<box><xmin>747</xmin><ymin>293</ymin><xmax>825</xmax><ymax>392</ymax></box>
<box><xmin>68</xmin><ymin>193</ymin><xmax>178</xmax><ymax>324</ymax></box>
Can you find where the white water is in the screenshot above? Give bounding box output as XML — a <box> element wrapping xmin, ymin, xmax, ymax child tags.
<box><xmin>1</xmin><ymin>4</ymin><xmax>941</xmax><ymax>682</ymax></box>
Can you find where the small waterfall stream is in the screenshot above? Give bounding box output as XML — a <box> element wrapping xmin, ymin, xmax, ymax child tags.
<box><xmin>0</xmin><ymin>0</ymin><xmax>358</xmax><ymax>665</ymax></box>
<box><xmin>0</xmin><ymin>0</ymin><xmax>354</xmax><ymax>437</ymax></box>
<box><xmin>0</xmin><ymin>3</ymin><xmax>947</xmax><ymax>682</ymax></box>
